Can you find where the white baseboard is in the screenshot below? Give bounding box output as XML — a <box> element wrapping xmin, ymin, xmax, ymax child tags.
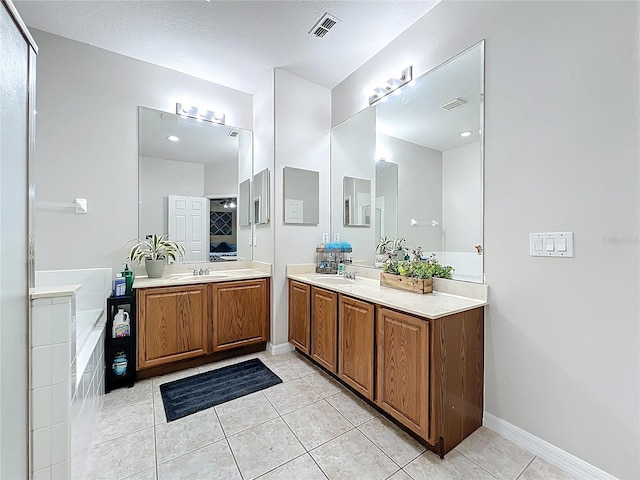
<box><xmin>266</xmin><ymin>341</ymin><xmax>294</xmax><ymax>356</ymax></box>
<box><xmin>483</xmin><ymin>412</ymin><xmax>618</xmax><ymax>480</ymax></box>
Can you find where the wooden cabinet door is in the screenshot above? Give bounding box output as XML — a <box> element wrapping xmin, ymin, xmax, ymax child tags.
<box><xmin>212</xmin><ymin>279</ymin><xmax>269</xmax><ymax>352</ymax></box>
<box><xmin>311</xmin><ymin>287</ymin><xmax>338</xmax><ymax>373</ymax></box>
<box><xmin>288</xmin><ymin>280</ymin><xmax>311</xmax><ymax>354</ymax></box>
<box><xmin>338</xmin><ymin>295</ymin><xmax>375</xmax><ymax>400</ymax></box>
<box><xmin>137</xmin><ymin>284</ymin><xmax>209</xmax><ymax>370</ymax></box>
<box><xmin>376</xmin><ymin>306</ymin><xmax>429</xmax><ymax>438</ymax></box>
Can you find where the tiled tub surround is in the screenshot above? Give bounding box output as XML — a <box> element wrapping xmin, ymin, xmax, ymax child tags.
<box><xmin>30</xmin><ymin>286</ymin><xmax>80</xmax><ymax>479</ymax></box>
<box><xmin>35</xmin><ymin>268</ymin><xmax>113</xmax><ymax>479</ymax></box>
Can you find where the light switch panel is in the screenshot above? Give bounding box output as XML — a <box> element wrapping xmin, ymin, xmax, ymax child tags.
<box><xmin>530</xmin><ymin>232</ymin><xmax>574</xmax><ymax>257</ymax></box>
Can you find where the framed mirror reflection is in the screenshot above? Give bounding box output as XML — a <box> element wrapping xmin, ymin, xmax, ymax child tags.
<box><xmin>330</xmin><ymin>41</ymin><xmax>484</xmax><ymax>282</ymax></box>
<box><xmin>137</xmin><ymin>106</ymin><xmax>253</xmax><ymax>263</ymax></box>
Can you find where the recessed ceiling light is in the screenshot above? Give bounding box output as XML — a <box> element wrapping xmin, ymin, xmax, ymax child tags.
<box><xmin>167</xmin><ymin>135</ymin><xmax>180</xmax><ymax>142</ymax></box>
<box><xmin>460</xmin><ymin>131</ymin><xmax>472</xmax><ymax>137</ymax></box>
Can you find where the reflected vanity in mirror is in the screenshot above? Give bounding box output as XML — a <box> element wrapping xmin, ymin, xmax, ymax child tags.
<box><xmin>330</xmin><ymin>41</ymin><xmax>484</xmax><ymax>282</ymax></box>
<box><xmin>343</xmin><ymin>176</ymin><xmax>371</xmax><ymax>227</ymax></box>
<box><xmin>253</xmin><ymin>168</ymin><xmax>270</xmax><ymax>225</ymax></box>
<box><xmin>283</xmin><ymin>167</ymin><xmax>319</xmax><ymax>225</ymax></box>
<box><xmin>138</xmin><ymin>106</ymin><xmax>253</xmax><ymax>263</ymax></box>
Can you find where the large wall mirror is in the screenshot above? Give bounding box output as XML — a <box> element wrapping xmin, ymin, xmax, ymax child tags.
<box><xmin>330</xmin><ymin>41</ymin><xmax>484</xmax><ymax>283</ymax></box>
<box><xmin>138</xmin><ymin>106</ymin><xmax>253</xmax><ymax>263</ymax></box>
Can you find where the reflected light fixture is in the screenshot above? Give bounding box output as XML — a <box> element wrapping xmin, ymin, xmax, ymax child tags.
<box><xmin>176</xmin><ymin>103</ymin><xmax>225</xmax><ymax>125</ymax></box>
<box><xmin>369</xmin><ymin>66</ymin><xmax>412</xmax><ymax>105</ymax></box>
<box><xmin>460</xmin><ymin>131</ymin><xmax>473</xmax><ymax>137</ymax></box>
<box><xmin>167</xmin><ymin>135</ymin><xmax>180</xmax><ymax>142</ymax></box>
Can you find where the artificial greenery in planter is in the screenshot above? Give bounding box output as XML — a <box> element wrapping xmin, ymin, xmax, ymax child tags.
<box><xmin>375</xmin><ymin>236</ymin><xmax>409</xmax><ymax>266</ymax></box>
<box><xmin>128</xmin><ymin>234</ymin><xmax>185</xmax><ymax>279</ymax></box>
<box><xmin>381</xmin><ymin>252</ymin><xmax>454</xmax><ymax>294</ymax></box>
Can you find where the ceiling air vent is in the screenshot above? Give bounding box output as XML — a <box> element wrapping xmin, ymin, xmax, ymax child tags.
<box><xmin>440</xmin><ymin>98</ymin><xmax>468</xmax><ymax>110</ymax></box>
<box><xmin>309</xmin><ymin>13</ymin><xmax>341</xmax><ymax>38</ymax></box>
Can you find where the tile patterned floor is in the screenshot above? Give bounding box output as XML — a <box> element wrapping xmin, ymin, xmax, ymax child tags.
<box><xmin>82</xmin><ymin>351</ymin><xmax>577</xmax><ymax>480</ymax></box>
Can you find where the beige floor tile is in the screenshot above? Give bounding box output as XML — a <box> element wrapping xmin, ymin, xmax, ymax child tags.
<box><xmin>102</xmin><ymin>379</ymin><xmax>153</xmax><ymax>411</ymax></box>
<box><xmin>358</xmin><ymin>416</ymin><xmax>426</xmax><ymax>467</ymax></box>
<box><xmin>282</xmin><ymin>399</ymin><xmax>353</xmax><ymax>450</ymax></box>
<box><xmin>227</xmin><ymin>417</ymin><xmax>306</xmax><ymax>480</ymax></box>
<box><xmin>92</xmin><ymin>398</ymin><xmax>154</xmax><ymax>445</ymax></box>
<box><xmin>387</xmin><ymin>470</ymin><xmax>413</xmax><ymax>480</ymax></box>
<box><xmin>404</xmin><ymin>450</ymin><xmax>495</xmax><ymax>480</ymax></box>
<box><xmin>266</xmin><ymin>362</ymin><xmax>300</xmax><ymax>383</ymax></box>
<box><xmin>518</xmin><ymin>457</ymin><xmax>576</xmax><ymax>480</ymax></box>
<box><xmin>152</xmin><ymin>394</ymin><xmax>167</xmax><ymax>425</ymax></box>
<box><xmin>455</xmin><ymin>427</ymin><xmax>534</xmax><ymax>480</ymax></box>
<box><xmin>157</xmin><ymin>439</ymin><xmax>241</xmax><ymax>480</ymax></box>
<box><xmin>84</xmin><ymin>427</ymin><xmax>156</xmax><ymax>480</ymax></box>
<box><xmin>123</xmin><ymin>467</ymin><xmax>157</xmax><ymax>480</ymax></box>
<box><xmin>198</xmin><ymin>357</ymin><xmax>241</xmax><ymax>373</ymax></box>
<box><xmin>310</xmin><ymin>429</ymin><xmax>398</xmax><ymax>480</ymax></box>
<box><xmin>326</xmin><ymin>390</ymin><xmax>379</xmax><ymax>426</ymax></box>
<box><xmin>215</xmin><ymin>391</ymin><xmax>279</xmax><ymax>436</ymax></box>
<box><xmin>154</xmin><ymin>407</ymin><xmax>225</xmax><ymax>463</ymax></box>
<box><xmin>302</xmin><ymin>371</ymin><xmax>345</xmax><ymax>398</ymax></box>
<box><xmin>284</xmin><ymin>356</ymin><xmax>321</xmax><ymax>377</ymax></box>
<box><xmin>273</xmin><ymin>350</ymin><xmax>300</xmax><ymax>362</ymax></box>
<box><xmin>257</xmin><ymin>454</ymin><xmax>327</xmax><ymax>480</ymax></box>
<box><xmin>263</xmin><ymin>378</ymin><xmax>323</xmax><ymax>415</ymax></box>
<box><xmin>152</xmin><ymin>368</ymin><xmax>199</xmax><ymax>395</ymax></box>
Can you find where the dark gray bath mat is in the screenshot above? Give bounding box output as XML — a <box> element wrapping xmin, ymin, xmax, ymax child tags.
<box><xmin>160</xmin><ymin>358</ymin><xmax>282</xmax><ymax>422</ymax></box>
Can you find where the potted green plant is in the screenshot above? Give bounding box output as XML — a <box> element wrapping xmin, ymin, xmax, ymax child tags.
<box><xmin>128</xmin><ymin>234</ymin><xmax>185</xmax><ymax>279</ymax></box>
<box><xmin>381</xmin><ymin>253</ymin><xmax>454</xmax><ymax>294</ymax></box>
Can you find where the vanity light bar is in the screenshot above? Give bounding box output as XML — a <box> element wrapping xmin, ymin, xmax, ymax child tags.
<box><xmin>176</xmin><ymin>103</ymin><xmax>226</xmax><ymax>125</ymax></box>
<box><xmin>368</xmin><ymin>66</ymin><xmax>412</xmax><ymax>105</ymax></box>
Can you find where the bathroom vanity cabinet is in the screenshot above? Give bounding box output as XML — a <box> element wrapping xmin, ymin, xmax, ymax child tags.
<box><xmin>338</xmin><ymin>295</ymin><xmax>375</xmax><ymax>400</ymax></box>
<box><xmin>136</xmin><ymin>278</ymin><xmax>270</xmax><ymax>374</ymax></box>
<box><xmin>211</xmin><ymin>279</ymin><xmax>269</xmax><ymax>352</ymax></box>
<box><xmin>310</xmin><ymin>286</ymin><xmax>338</xmax><ymax>372</ymax></box>
<box><xmin>288</xmin><ymin>280</ymin><xmax>311</xmax><ymax>354</ymax></box>
<box><xmin>137</xmin><ymin>283</ymin><xmax>210</xmax><ymax>369</ymax></box>
<box><xmin>286</xmin><ymin>277</ymin><xmax>484</xmax><ymax>457</ymax></box>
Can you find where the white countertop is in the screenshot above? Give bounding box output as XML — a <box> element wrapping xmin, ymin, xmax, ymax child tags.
<box><xmin>287</xmin><ymin>272</ymin><xmax>487</xmax><ymax>320</ymax></box>
<box><xmin>133</xmin><ymin>268</ymin><xmax>270</xmax><ymax>289</ymax></box>
<box><xmin>30</xmin><ymin>284</ymin><xmax>82</xmax><ymax>299</ymax></box>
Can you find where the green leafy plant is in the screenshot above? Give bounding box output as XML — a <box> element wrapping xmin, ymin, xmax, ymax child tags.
<box><xmin>128</xmin><ymin>234</ymin><xmax>185</xmax><ymax>264</ymax></box>
<box><xmin>383</xmin><ymin>253</ymin><xmax>454</xmax><ymax>280</ymax></box>
<box><xmin>376</xmin><ymin>236</ymin><xmax>394</xmax><ymax>255</ymax></box>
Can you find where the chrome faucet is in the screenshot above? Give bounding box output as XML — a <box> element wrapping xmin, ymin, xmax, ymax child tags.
<box><xmin>190</xmin><ymin>267</ymin><xmax>210</xmax><ymax>276</ymax></box>
<box><xmin>343</xmin><ymin>271</ymin><xmax>358</xmax><ymax>280</ymax></box>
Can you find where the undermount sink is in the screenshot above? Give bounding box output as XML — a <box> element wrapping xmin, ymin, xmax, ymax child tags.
<box><xmin>170</xmin><ymin>272</ymin><xmax>232</xmax><ymax>280</ymax></box>
<box><xmin>311</xmin><ymin>275</ymin><xmax>355</xmax><ymax>285</ymax></box>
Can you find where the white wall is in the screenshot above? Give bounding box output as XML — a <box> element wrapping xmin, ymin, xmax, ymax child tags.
<box><xmin>32</xmin><ymin>30</ymin><xmax>252</xmax><ymax>275</ymax></box>
<box><xmin>442</xmin><ymin>141</ymin><xmax>482</xmax><ymax>252</ymax></box>
<box><xmin>378</xmin><ymin>134</ymin><xmax>442</xmax><ymax>254</ymax></box>
<box><xmin>272</xmin><ymin>69</ymin><xmax>331</xmax><ymax>348</ymax></box>
<box><xmin>203</xmin><ymin>161</ymin><xmax>238</xmax><ymax>197</ymax></box>
<box><xmin>333</xmin><ymin>2</ymin><xmax>639</xmax><ymax>478</ymax></box>
<box><xmin>252</xmin><ymin>69</ymin><xmax>275</xmax><ymax>265</ymax></box>
<box><xmin>139</xmin><ymin>156</ymin><xmax>204</xmax><ymax>238</ymax></box>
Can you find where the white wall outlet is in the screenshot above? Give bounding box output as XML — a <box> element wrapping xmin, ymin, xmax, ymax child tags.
<box><xmin>322</xmin><ymin>233</ymin><xmax>329</xmax><ymax>243</ymax></box>
<box><xmin>248</xmin><ymin>234</ymin><xmax>253</xmax><ymax>246</ymax></box>
<box><xmin>334</xmin><ymin>233</ymin><xmax>340</xmax><ymax>242</ymax></box>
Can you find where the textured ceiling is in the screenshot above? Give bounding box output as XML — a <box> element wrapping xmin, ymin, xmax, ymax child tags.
<box><xmin>14</xmin><ymin>0</ymin><xmax>439</xmax><ymax>93</ymax></box>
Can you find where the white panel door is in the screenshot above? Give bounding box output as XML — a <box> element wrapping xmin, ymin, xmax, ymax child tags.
<box><xmin>284</xmin><ymin>199</ymin><xmax>304</xmax><ymax>223</ymax></box>
<box><xmin>168</xmin><ymin>195</ymin><xmax>208</xmax><ymax>262</ymax></box>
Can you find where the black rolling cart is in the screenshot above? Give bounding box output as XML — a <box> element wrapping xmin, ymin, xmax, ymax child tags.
<box><xmin>105</xmin><ymin>294</ymin><xmax>137</xmax><ymax>393</ymax></box>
